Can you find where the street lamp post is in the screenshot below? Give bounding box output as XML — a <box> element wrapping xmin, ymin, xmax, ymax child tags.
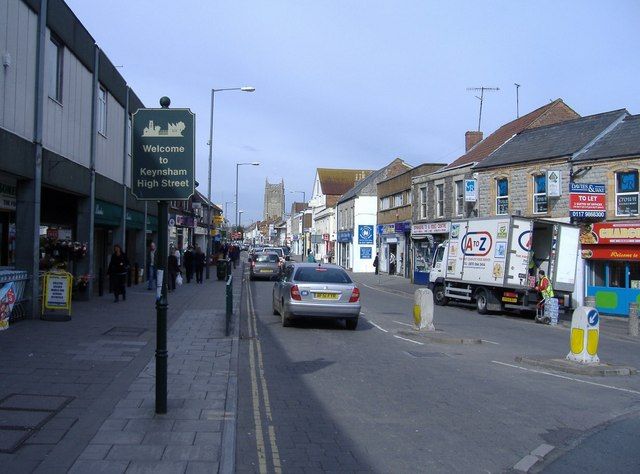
<box><xmin>206</xmin><ymin>86</ymin><xmax>255</xmax><ymax>278</ymax></box>
<box><xmin>224</xmin><ymin>201</ymin><xmax>234</xmax><ymax>229</ymax></box>
<box><xmin>235</xmin><ymin>162</ymin><xmax>260</xmax><ymax>236</ymax></box>
<box><xmin>238</xmin><ymin>210</ymin><xmax>244</xmax><ymax>233</ymax></box>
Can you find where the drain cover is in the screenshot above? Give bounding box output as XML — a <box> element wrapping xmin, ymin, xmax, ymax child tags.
<box><xmin>102</xmin><ymin>326</ymin><xmax>147</xmax><ymax>337</ymax></box>
<box><xmin>0</xmin><ymin>394</ymin><xmax>73</xmax><ymax>453</ymax></box>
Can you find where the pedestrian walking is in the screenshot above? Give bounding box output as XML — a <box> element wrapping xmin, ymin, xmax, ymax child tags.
<box><xmin>307</xmin><ymin>249</ymin><xmax>316</xmax><ymax>263</ymax></box>
<box><xmin>168</xmin><ymin>246</ymin><xmax>181</xmax><ymax>291</ymax></box>
<box><xmin>107</xmin><ymin>244</ymin><xmax>129</xmax><ymax>302</ymax></box>
<box><xmin>373</xmin><ymin>253</ymin><xmax>379</xmax><ymax>275</ymax></box>
<box><xmin>389</xmin><ymin>252</ymin><xmax>397</xmax><ymax>275</ymax></box>
<box><xmin>183</xmin><ymin>245</ymin><xmax>194</xmax><ymax>283</ymax></box>
<box><xmin>194</xmin><ymin>246</ymin><xmax>205</xmax><ymax>283</ymax></box>
<box><xmin>147</xmin><ymin>242</ymin><xmax>156</xmax><ymax>290</ymax></box>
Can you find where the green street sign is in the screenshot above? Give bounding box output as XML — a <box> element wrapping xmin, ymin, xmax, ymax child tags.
<box><xmin>131</xmin><ymin>108</ymin><xmax>195</xmax><ymax>200</ymax></box>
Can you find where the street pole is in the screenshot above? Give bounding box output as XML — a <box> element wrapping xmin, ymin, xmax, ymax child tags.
<box><xmin>155</xmin><ymin>96</ymin><xmax>171</xmax><ymax>414</ymax></box>
<box><xmin>205</xmin><ymin>89</ymin><xmax>215</xmax><ymax>279</ymax></box>
<box><xmin>235</xmin><ymin>163</ymin><xmax>239</xmax><ymax>233</ymax></box>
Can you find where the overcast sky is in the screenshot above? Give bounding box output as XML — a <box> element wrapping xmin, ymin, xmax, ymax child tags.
<box><xmin>66</xmin><ymin>0</ymin><xmax>640</xmax><ymax>224</ymax></box>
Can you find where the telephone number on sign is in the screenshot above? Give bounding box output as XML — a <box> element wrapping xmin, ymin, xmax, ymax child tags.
<box><xmin>570</xmin><ymin>211</ymin><xmax>605</xmax><ymax>218</ymax></box>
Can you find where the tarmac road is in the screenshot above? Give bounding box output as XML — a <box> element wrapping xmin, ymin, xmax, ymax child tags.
<box><xmin>236</xmin><ymin>270</ymin><xmax>640</xmax><ymax>473</ymax></box>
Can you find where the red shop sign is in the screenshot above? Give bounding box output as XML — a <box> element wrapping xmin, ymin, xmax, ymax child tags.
<box><xmin>581</xmin><ymin>244</ymin><xmax>640</xmax><ymax>260</ymax></box>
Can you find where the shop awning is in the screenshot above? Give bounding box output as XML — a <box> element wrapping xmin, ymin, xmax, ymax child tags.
<box><xmin>95</xmin><ymin>200</ymin><xmax>122</xmax><ymax>227</ymax></box>
<box><xmin>126</xmin><ymin>209</ymin><xmax>145</xmax><ymax>230</ymax></box>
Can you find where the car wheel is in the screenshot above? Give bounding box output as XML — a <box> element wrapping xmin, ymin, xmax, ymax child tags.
<box><xmin>433</xmin><ymin>284</ymin><xmax>448</xmax><ymax>306</ymax></box>
<box><xmin>475</xmin><ymin>288</ymin><xmax>489</xmax><ymax>314</ymax></box>
<box><xmin>281</xmin><ymin>300</ymin><xmax>293</xmax><ymax>327</ymax></box>
<box><xmin>345</xmin><ymin>318</ymin><xmax>358</xmax><ymax>330</ymax></box>
<box><xmin>272</xmin><ymin>295</ymin><xmax>279</xmax><ymax>315</ymax></box>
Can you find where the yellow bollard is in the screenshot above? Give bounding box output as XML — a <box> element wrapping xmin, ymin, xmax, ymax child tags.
<box><xmin>567</xmin><ymin>306</ymin><xmax>599</xmax><ymax>364</ymax></box>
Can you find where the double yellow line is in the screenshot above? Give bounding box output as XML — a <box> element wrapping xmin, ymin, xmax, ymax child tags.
<box><xmin>246</xmin><ymin>281</ymin><xmax>282</xmax><ymax>474</ymax></box>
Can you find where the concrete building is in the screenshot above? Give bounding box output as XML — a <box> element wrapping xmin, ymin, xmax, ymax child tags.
<box><xmin>336</xmin><ymin>158</ymin><xmax>412</xmax><ymax>272</ymax></box>
<box><xmin>410</xmin><ymin>99</ymin><xmax>579</xmax><ymax>284</ymax></box>
<box><xmin>0</xmin><ymin>0</ymin><xmax>162</xmax><ymax>317</ymax></box>
<box><xmin>263</xmin><ymin>179</ymin><xmax>285</xmax><ymax>221</ymax></box>
<box><xmin>309</xmin><ymin>168</ymin><xmax>373</xmax><ymax>262</ymax></box>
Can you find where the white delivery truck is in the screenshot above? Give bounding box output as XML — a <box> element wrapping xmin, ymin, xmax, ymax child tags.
<box><xmin>428</xmin><ymin>217</ymin><xmax>580</xmax><ymax>315</ymax></box>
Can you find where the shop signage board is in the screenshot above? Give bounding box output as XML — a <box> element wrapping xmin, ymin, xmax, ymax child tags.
<box><xmin>464</xmin><ymin>179</ymin><xmax>477</xmax><ymax>202</ymax></box>
<box><xmin>569</xmin><ymin>183</ymin><xmax>606</xmax><ymax>219</ymax></box>
<box><xmin>358</xmin><ymin>225</ymin><xmax>374</xmax><ymax>244</ymax></box>
<box><xmin>360</xmin><ymin>247</ymin><xmax>372</xmax><ymax>259</ymax></box>
<box><xmin>337</xmin><ymin>230</ymin><xmax>352</xmax><ymax>243</ymax></box>
<box><xmin>42</xmin><ymin>271</ymin><xmax>73</xmax><ymax>317</ymax></box>
<box><xmin>580</xmin><ymin>222</ymin><xmax>640</xmax><ymax>245</ymax></box>
<box><xmin>412</xmin><ymin>222</ymin><xmax>450</xmax><ymax>235</ymax></box>
<box><xmin>581</xmin><ymin>244</ymin><xmax>640</xmax><ymax>260</ymax></box>
<box><xmin>547</xmin><ymin>170</ymin><xmax>562</xmax><ymax>197</ymax></box>
<box><xmin>131</xmin><ymin>108</ymin><xmax>195</xmax><ymax>201</ymax></box>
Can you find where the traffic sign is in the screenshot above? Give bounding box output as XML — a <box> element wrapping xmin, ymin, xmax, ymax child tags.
<box><xmin>131</xmin><ymin>108</ymin><xmax>195</xmax><ymax>200</ymax></box>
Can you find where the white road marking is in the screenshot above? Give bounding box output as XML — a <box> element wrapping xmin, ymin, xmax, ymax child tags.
<box><xmin>492</xmin><ymin>361</ymin><xmax>640</xmax><ymax>396</ymax></box>
<box><xmin>392</xmin><ymin>320</ymin><xmax>413</xmax><ymax>327</ymax></box>
<box><xmin>481</xmin><ymin>339</ymin><xmax>500</xmax><ymax>345</ymax></box>
<box><xmin>393</xmin><ymin>335</ymin><xmax>424</xmax><ymax>345</ymax></box>
<box><xmin>366</xmin><ymin>319</ymin><xmax>389</xmax><ymax>333</ymax></box>
<box><xmin>354</xmin><ymin>279</ymin><xmax>413</xmax><ymax>300</ymax></box>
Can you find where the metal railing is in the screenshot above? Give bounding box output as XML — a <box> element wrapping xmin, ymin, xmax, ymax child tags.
<box><xmin>225</xmin><ymin>274</ymin><xmax>233</xmax><ymax>336</ymax></box>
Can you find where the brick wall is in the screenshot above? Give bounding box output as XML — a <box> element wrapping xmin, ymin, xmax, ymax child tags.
<box><xmin>527</xmin><ymin>102</ymin><xmax>579</xmax><ymax>129</ymax></box>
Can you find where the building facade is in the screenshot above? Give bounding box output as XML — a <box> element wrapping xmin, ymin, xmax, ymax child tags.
<box><xmin>263</xmin><ymin>179</ymin><xmax>285</xmax><ymax>221</ymax></box>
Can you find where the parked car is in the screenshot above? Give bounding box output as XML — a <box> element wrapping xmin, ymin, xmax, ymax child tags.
<box><xmin>250</xmin><ymin>253</ymin><xmax>282</xmax><ymax>281</ymax></box>
<box><xmin>261</xmin><ymin>247</ymin><xmax>285</xmax><ymax>262</ymax></box>
<box><xmin>272</xmin><ymin>263</ymin><xmax>361</xmax><ymax>329</ymax></box>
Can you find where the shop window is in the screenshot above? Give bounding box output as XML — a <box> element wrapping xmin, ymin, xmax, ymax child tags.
<box><xmin>496</xmin><ymin>178</ymin><xmax>508</xmax><ymax>215</ymax></box>
<box><xmin>533</xmin><ymin>174</ymin><xmax>547</xmax><ymax>214</ymax></box>
<box><xmin>609</xmin><ymin>261</ymin><xmax>626</xmax><ymax>288</ymax></box>
<box><xmin>47</xmin><ymin>35</ymin><xmax>63</xmax><ymax>102</ymax></box>
<box><xmin>98</xmin><ymin>86</ymin><xmax>108</xmax><ymax>136</ymax></box>
<box><xmin>455</xmin><ymin>180</ymin><xmax>464</xmax><ymax>216</ymax></box>
<box><xmin>615</xmin><ymin>170</ymin><xmax>639</xmax><ymax>217</ymax></box>
<box><xmin>436</xmin><ymin>184</ymin><xmax>444</xmax><ymax>218</ymax></box>
<box><xmin>419</xmin><ymin>187</ymin><xmax>427</xmax><ymax>219</ymax></box>
<box><xmin>630</xmin><ymin>262</ymin><xmax>640</xmax><ymax>289</ymax></box>
<box><xmin>590</xmin><ymin>261</ymin><xmax>606</xmax><ymax>287</ymax></box>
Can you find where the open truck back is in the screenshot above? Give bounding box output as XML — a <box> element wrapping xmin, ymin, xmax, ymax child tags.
<box><xmin>428</xmin><ymin>217</ymin><xmax>580</xmax><ymax>315</ymax></box>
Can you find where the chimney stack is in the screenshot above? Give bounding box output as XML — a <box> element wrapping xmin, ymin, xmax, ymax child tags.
<box><xmin>465</xmin><ymin>131</ymin><xmax>483</xmax><ymax>152</ymax></box>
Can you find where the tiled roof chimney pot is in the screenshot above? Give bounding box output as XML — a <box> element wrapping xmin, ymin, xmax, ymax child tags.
<box><xmin>465</xmin><ymin>131</ymin><xmax>483</xmax><ymax>152</ymax></box>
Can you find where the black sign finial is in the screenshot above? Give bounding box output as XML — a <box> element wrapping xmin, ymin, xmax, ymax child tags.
<box><xmin>159</xmin><ymin>96</ymin><xmax>171</xmax><ymax>108</ymax></box>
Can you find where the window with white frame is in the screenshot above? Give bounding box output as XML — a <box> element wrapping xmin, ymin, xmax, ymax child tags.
<box><xmin>436</xmin><ymin>183</ymin><xmax>444</xmax><ymax>218</ymax></box>
<box><xmin>380</xmin><ymin>197</ymin><xmax>390</xmax><ymax>210</ymax></box>
<box><xmin>455</xmin><ymin>180</ymin><xmax>464</xmax><ymax>216</ymax></box>
<box><xmin>420</xmin><ymin>187</ymin><xmax>427</xmax><ymax>219</ymax></box>
<box><xmin>46</xmin><ymin>35</ymin><xmax>63</xmax><ymax>102</ymax></box>
<box><xmin>98</xmin><ymin>86</ymin><xmax>107</xmax><ymax>135</ymax></box>
<box><xmin>533</xmin><ymin>174</ymin><xmax>547</xmax><ymax>213</ymax></box>
<box><xmin>616</xmin><ymin>170</ymin><xmax>639</xmax><ymax>216</ymax></box>
<box><xmin>393</xmin><ymin>193</ymin><xmax>403</xmax><ymax>207</ymax></box>
<box><xmin>496</xmin><ymin>178</ymin><xmax>509</xmax><ymax>215</ymax></box>
<box><xmin>406</xmin><ymin>191</ymin><xmax>412</xmax><ymax>205</ymax></box>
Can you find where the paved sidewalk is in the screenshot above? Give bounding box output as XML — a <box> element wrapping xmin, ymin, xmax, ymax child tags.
<box><xmin>350</xmin><ymin>271</ymin><xmax>640</xmax><ymax>343</ymax></box>
<box><xmin>0</xmin><ymin>262</ymin><xmax>243</xmax><ymax>473</ymax></box>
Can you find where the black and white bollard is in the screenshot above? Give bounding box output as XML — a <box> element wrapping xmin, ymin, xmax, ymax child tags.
<box><xmin>413</xmin><ymin>288</ymin><xmax>435</xmax><ymax>331</ymax></box>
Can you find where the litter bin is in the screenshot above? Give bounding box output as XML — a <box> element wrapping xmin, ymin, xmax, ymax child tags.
<box><xmin>217</xmin><ymin>260</ymin><xmax>228</xmax><ymax>281</ymax></box>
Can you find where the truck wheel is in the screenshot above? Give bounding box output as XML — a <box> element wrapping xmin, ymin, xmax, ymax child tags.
<box><xmin>433</xmin><ymin>285</ymin><xmax>448</xmax><ymax>306</ymax></box>
<box><xmin>475</xmin><ymin>288</ymin><xmax>489</xmax><ymax>314</ymax></box>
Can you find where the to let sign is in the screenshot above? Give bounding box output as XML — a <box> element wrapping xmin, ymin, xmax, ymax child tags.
<box><xmin>131</xmin><ymin>108</ymin><xmax>195</xmax><ymax>200</ymax></box>
<box><xmin>569</xmin><ymin>182</ymin><xmax>606</xmax><ymax>219</ymax></box>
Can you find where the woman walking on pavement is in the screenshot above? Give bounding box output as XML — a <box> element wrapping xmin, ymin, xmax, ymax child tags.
<box><xmin>146</xmin><ymin>242</ymin><xmax>156</xmax><ymax>290</ymax></box>
<box><xmin>107</xmin><ymin>244</ymin><xmax>129</xmax><ymax>302</ymax></box>
<box><xmin>168</xmin><ymin>246</ymin><xmax>181</xmax><ymax>292</ymax></box>
<box><xmin>194</xmin><ymin>246</ymin><xmax>205</xmax><ymax>283</ymax></box>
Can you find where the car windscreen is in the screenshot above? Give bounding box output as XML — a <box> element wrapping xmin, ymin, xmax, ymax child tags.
<box><xmin>263</xmin><ymin>248</ymin><xmax>283</xmax><ymax>256</ymax></box>
<box><xmin>294</xmin><ymin>267</ymin><xmax>353</xmax><ymax>284</ymax></box>
<box><xmin>256</xmin><ymin>254</ymin><xmax>279</xmax><ymax>263</ymax></box>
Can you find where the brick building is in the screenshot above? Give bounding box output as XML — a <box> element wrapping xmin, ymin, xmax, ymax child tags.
<box><xmin>409</xmin><ymin>99</ymin><xmax>578</xmax><ymax>284</ymax></box>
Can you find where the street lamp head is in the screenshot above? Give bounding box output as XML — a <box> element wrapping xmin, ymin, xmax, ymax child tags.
<box><xmin>251</xmin><ymin>162</ymin><xmax>261</xmax><ymax>166</ymax></box>
<box><xmin>241</xmin><ymin>87</ymin><xmax>256</xmax><ymax>92</ymax></box>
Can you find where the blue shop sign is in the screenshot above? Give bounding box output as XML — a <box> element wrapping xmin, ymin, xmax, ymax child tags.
<box><xmin>337</xmin><ymin>230</ymin><xmax>353</xmax><ymax>243</ymax></box>
<box><xmin>358</xmin><ymin>225</ymin><xmax>374</xmax><ymax>244</ymax></box>
<box><xmin>360</xmin><ymin>247</ymin><xmax>372</xmax><ymax>259</ymax></box>
<box><xmin>394</xmin><ymin>221</ymin><xmax>411</xmax><ymax>233</ymax></box>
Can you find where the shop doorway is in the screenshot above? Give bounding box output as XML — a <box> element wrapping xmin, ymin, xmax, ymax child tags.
<box><xmin>388</xmin><ymin>243</ymin><xmax>397</xmax><ymax>275</ymax></box>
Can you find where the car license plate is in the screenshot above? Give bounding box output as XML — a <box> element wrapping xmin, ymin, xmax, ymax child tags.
<box><xmin>260</xmin><ymin>269</ymin><xmax>272</xmax><ymax>273</ymax></box>
<box><xmin>315</xmin><ymin>292</ymin><xmax>338</xmax><ymax>300</ymax></box>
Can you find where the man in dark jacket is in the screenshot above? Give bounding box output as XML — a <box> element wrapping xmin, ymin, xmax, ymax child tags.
<box><xmin>107</xmin><ymin>244</ymin><xmax>129</xmax><ymax>302</ymax></box>
<box><xmin>183</xmin><ymin>246</ymin><xmax>194</xmax><ymax>283</ymax></box>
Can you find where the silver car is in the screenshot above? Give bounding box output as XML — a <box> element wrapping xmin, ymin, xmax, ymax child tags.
<box><xmin>272</xmin><ymin>263</ymin><xmax>361</xmax><ymax>329</ymax></box>
<box><xmin>250</xmin><ymin>253</ymin><xmax>282</xmax><ymax>281</ymax></box>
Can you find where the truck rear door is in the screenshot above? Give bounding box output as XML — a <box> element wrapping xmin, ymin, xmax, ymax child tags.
<box><xmin>506</xmin><ymin>218</ymin><xmax>532</xmax><ymax>288</ymax></box>
<box><xmin>552</xmin><ymin>224</ymin><xmax>580</xmax><ymax>293</ymax></box>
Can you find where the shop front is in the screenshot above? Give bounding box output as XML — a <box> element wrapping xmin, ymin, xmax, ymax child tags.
<box><xmin>581</xmin><ymin>222</ymin><xmax>640</xmax><ymax>316</ymax></box>
<box><xmin>336</xmin><ymin>230</ymin><xmax>352</xmax><ymax>269</ymax></box>
<box><xmin>411</xmin><ymin>222</ymin><xmax>450</xmax><ymax>285</ymax></box>
<box><xmin>378</xmin><ymin>222</ymin><xmax>411</xmax><ymax>276</ymax></box>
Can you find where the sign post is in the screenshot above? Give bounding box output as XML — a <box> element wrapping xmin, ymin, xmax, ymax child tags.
<box><xmin>131</xmin><ymin>97</ymin><xmax>195</xmax><ymax>414</ymax></box>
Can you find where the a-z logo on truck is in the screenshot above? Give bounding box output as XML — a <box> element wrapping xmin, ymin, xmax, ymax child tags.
<box><xmin>461</xmin><ymin>232</ymin><xmax>493</xmax><ymax>256</ymax></box>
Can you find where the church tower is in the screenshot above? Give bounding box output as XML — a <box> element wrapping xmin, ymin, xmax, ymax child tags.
<box><xmin>263</xmin><ymin>179</ymin><xmax>285</xmax><ymax>221</ymax></box>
